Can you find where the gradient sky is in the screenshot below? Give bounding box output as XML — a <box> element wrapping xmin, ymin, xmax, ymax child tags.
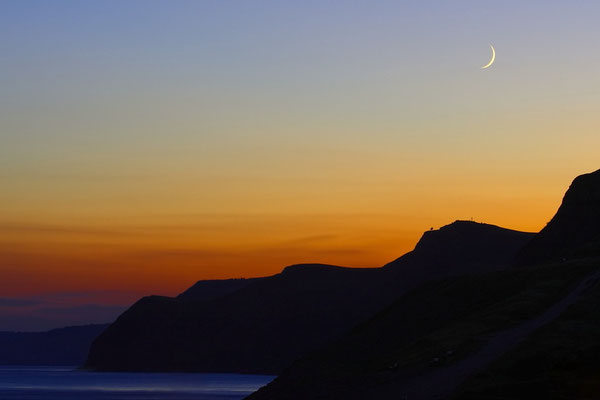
<box><xmin>2</xmin><ymin>1</ymin><xmax>600</xmax><ymax>330</ymax></box>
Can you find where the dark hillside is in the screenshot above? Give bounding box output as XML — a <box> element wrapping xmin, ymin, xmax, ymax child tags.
<box><xmin>85</xmin><ymin>222</ymin><xmax>532</xmax><ymax>374</ymax></box>
<box><xmin>247</xmin><ymin>260</ymin><xmax>596</xmax><ymax>399</ymax></box>
<box><xmin>454</xmin><ymin>259</ymin><xmax>600</xmax><ymax>400</ymax></box>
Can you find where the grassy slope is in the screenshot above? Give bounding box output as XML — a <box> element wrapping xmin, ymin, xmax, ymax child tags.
<box><xmin>454</xmin><ymin>258</ymin><xmax>600</xmax><ymax>400</ymax></box>
<box><xmin>248</xmin><ymin>260</ymin><xmax>598</xmax><ymax>399</ymax></box>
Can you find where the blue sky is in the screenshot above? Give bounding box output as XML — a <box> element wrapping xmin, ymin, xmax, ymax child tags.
<box><xmin>2</xmin><ymin>1</ymin><xmax>600</xmax><ymax>330</ymax></box>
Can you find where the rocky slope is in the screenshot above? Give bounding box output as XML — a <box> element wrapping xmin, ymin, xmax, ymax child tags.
<box><xmin>517</xmin><ymin>168</ymin><xmax>600</xmax><ymax>265</ymax></box>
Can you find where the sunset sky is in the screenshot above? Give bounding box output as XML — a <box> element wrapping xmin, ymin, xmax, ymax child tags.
<box><xmin>2</xmin><ymin>1</ymin><xmax>600</xmax><ymax>330</ymax></box>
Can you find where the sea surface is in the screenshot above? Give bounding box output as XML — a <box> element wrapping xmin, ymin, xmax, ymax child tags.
<box><xmin>0</xmin><ymin>366</ymin><xmax>275</xmax><ymax>400</ymax></box>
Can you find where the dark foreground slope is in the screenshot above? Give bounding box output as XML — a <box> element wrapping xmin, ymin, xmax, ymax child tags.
<box><xmin>247</xmin><ymin>261</ymin><xmax>598</xmax><ymax>399</ymax></box>
<box><xmin>85</xmin><ymin>221</ymin><xmax>531</xmax><ymax>374</ymax></box>
<box><xmin>0</xmin><ymin>324</ymin><xmax>108</xmax><ymax>366</ymax></box>
<box><xmin>454</xmin><ymin>260</ymin><xmax>600</xmax><ymax>400</ymax></box>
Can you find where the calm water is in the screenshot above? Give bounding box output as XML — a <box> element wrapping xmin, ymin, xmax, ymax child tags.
<box><xmin>0</xmin><ymin>366</ymin><xmax>274</xmax><ymax>400</ymax></box>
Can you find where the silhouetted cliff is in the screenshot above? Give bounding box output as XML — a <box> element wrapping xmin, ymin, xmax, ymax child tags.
<box><xmin>84</xmin><ymin>222</ymin><xmax>532</xmax><ymax>374</ymax></box>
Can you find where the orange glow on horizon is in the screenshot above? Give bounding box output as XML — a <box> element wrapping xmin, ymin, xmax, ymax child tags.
<box><xmin>0</xmin><ymin>183</ymin><xmax>565</xmax><ymax>300</ymax></box>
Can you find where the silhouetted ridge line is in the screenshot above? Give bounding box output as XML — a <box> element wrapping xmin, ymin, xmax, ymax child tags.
<box><xmin>282</xmin><ymin>264</ymin><xmax>352</xmax><ymax>274</ymax></box>
<box><xmin>385</xmin><ymin>220</ymin><xmax>534</xmax><ymax>275</ymax></box>
<box><xmin>84</xmin><ymin>221</ymin><xmax>532</xmax><ymax>374</ymax></box>
<box><xmin>178</xmin><ymin>277</ymin><xmax>264</xmax><ymax>302</ymax></box>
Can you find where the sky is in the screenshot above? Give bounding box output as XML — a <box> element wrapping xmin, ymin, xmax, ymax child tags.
<box><xmin>1</xmin><ymin>0</ymin><xmax>600</xmax><ymax>330</ymax></box>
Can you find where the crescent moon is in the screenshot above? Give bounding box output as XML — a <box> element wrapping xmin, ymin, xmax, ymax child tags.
<box><xmin>481</xmin><ymin>44</ymin><xmax>496</xmax><ymax>69</ymax></box>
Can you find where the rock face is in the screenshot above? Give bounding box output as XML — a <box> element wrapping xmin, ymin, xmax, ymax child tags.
<box><xmin>516</xmin><ymin>169</ymin><xmax>600</xmax><ymax>265</ymax></box>
<box><xmin>84</xmin><ymin>222</ymin><xmax>533</xmax><ymax>374</ymax></box>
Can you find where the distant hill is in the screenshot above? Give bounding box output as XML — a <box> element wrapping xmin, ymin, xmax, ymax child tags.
<box><xmin>0</xmin><ymin>324</ymin><xmax>108</xmax><ymax>366</ymax></box>
<box><xmin>84</xmin><ymin>221</ymin><xmax>532</xmax><ymax>374</ymax></box>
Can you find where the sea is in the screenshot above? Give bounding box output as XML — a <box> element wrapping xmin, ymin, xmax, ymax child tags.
<box><xmin>0</xmin><ymin>366</ymin><xmax>275</xmax><ymax>400</ymax></box>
